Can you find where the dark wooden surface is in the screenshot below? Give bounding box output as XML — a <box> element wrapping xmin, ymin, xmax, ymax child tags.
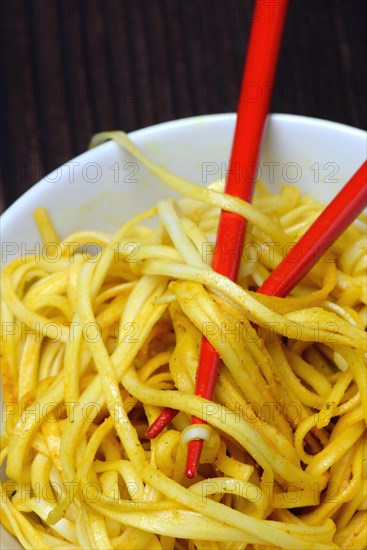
<box><xmin>1</xmin><ymin>0</ymin><xmax>366</xmax><ymax>212</ymax></box>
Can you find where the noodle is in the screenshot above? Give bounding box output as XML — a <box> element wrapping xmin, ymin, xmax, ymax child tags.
<box><xmin>1</xmin><ymin>131</ymin><xmax>366</xmax><ymax>549</ymax></box>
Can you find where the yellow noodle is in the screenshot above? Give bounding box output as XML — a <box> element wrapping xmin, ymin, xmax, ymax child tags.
<box><xmin>1</xmin><ymin>131</ymin><xmax>365</xmax><ymax>549</ymax></box>
<box><xmin>33</xmin><ymin>206</ymin><xmax>59</xmax><ymax>245</ymax></box>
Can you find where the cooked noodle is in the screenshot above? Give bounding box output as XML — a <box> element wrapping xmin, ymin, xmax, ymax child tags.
<box><xmin>1</xmin><ymin>131</ymin><xmax>366</xmax><ymax>549</ymax></box>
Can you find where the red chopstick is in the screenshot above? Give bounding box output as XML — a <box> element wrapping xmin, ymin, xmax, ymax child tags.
<box><xmin>258</xmin><ymin>160</ymin><xmax>367</xmax><ymax>297</ymax></box>
<box><xmin>185</xmin><ymin>0</ymin><xmax>289</xmax><ymax>478</ymax></box>
<box><xmin>146</xmin><ymin>0</ymin><xmax>289</xmax><ymax>477</ymax></box>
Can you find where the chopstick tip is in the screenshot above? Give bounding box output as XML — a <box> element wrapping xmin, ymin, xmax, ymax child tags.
<box><xmin>146</xmin><ymin>407</ymin><xmax>179</xmax><ymax>439</ymax></box>
<box><xmin>185</xmin><ymin>439</ymin><xmax>204</xmax><ymax>479</ymax></box>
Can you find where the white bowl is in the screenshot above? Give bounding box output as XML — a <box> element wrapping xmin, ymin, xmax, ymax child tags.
<box><xmin>1</xmin><ymin>114</ymin><xmax>366</xmax><ymax>549</ymax></box>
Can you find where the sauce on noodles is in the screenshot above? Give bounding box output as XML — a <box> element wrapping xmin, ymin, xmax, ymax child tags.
<box><xmin>1</xmin><ymin>131</ymin><xmax>366</xmax><ymax>549</ymax></box>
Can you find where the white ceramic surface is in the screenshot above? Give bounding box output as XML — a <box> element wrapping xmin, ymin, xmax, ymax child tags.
<box><xmin>0</xmin><ymin>114</ymin><xmax>366</xmax><ymax>549</ymax></box>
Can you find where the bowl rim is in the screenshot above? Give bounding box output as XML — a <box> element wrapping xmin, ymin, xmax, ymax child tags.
<box><xmin>1</xmin><ymin>113</ymin><xmax>366</xmax><ymax>227</ymax></box>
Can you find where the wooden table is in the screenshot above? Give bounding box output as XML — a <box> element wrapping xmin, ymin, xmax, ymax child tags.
<box><xmin>1</xmin><ymin>0</ymin><xmax>366</xmax><ymax>212</ymax></box>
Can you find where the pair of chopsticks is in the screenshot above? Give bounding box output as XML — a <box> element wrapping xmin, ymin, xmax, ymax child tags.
<box><xmin>146</xmin><ymin>159</ymin><xmax>367</xmax><ymax>473</ymax></box>
<box><xmin>147</xmin><ymin>0</ymin><xmax>289</xmax><ymax>476</ymax></box>
<box><xmin>146</xmin><ymin>0</ymin><xmax>367</xmax><ymax>478</ymax></box>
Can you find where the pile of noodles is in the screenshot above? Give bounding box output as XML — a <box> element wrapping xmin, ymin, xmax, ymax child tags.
<box><xmin>1</xmin><ymin>131</ymin><xmax>366</xmax><ymax>550</ymax></box>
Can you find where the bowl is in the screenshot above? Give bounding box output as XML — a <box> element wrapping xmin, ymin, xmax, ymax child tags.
<box><xmin>1</xmin><ymin>113</ymin><xmax>366</xmax><ymax>549</ymax></box>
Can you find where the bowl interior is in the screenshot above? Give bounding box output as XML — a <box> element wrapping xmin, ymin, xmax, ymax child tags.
<box><xmin>1</xmin><ymin>113</ymin><xmax>366</xmax><ymax>549</ymax></box>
